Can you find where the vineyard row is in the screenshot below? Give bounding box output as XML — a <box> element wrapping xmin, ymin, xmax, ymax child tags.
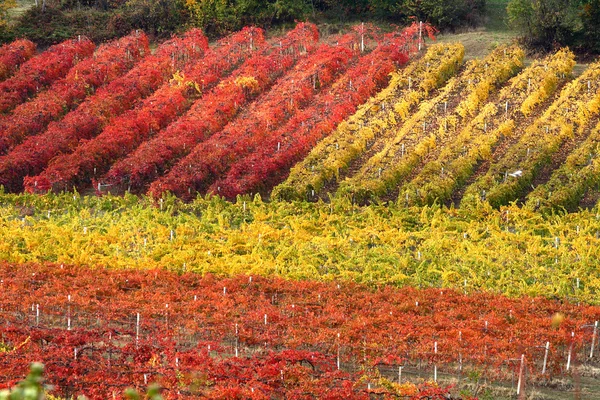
<box><xmin>2</xmin><ymin>262</ymin><xmax>600</xmax><ymax>398</ymax></box>
<box><xmin>1</xmin><ymin>193</ymin><xmax>600</xmax><ymax>302</ymax></box>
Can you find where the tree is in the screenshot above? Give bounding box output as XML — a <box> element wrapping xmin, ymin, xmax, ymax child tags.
<box><xmin>581</xmin><ymin>0</ymin><xmax>600</xmax><ymax>52</ymax></box>
<box><xmin>184</xmin><ymin>0</ymin><xmax>311</xmax><ymax>35</ymax></box>
<box><xmin>507</xmin><ymin>0</ymin><xmax>592</xmax><ymax>51</ymax></box>
<box><xmin>0</xmin><ymin>0</ymin><xmax>16</xmax><ymax>29</ymax></box>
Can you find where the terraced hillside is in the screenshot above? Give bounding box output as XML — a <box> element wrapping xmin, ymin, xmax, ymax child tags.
<box><xmin>278</xmin><ymin>46</ymin><xmax>600</xmax><ymax>213</ymax></box>
<box><xmin>2</xmin><ymin>24</ymin><xmax>600</xmax><ymax>399</ymax></box>
<box><xmin>0</xmin><ymin>24</ymin><xmax>596</xmax><ymax>213</ymax></box>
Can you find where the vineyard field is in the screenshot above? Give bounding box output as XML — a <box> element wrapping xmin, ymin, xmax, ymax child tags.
<box><xmin>0</xmin><ymin>26</ymin><xmax>595</xmax><ymax>210</ymax></box>
<box><xmin>1</xmin><ymin>261</ymin><xmax>600</xmax><ymax>398</ymax></box>
<box><xmin>1</xmin><ymin>23</ymin><xmax>600</xmax><ymax>399</ymax></box>
<box><xmin>1</xmin><ymin>192</ymin><xmax>600</xmax><ymax>303</ymax></box>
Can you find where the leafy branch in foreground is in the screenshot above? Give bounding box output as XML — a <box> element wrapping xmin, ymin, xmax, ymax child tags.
<box><xmin>0</xmin><ymin>362</ymin><xmax>162</xmax><ymax>400</ymax></box>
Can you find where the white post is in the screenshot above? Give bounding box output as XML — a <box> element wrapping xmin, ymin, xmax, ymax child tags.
<box><xmin>67</xmin><ymin>294</ymin><xmax>71</xmax><ymax>331</ymax></box>
<box><xmin>337</xmin><ymin>333</ymin><xmax>341</xmax><ymax>370</ymax></box>
<box><xmin>235</xmin><ymin>324</ymin><xmax>239</xmax><ymax>357</ymax></box>
<box><xmin>398</xmin><ymin>366</ymin><xmax>402</xmax><ymax>383</ymax></box>
<box><xmin>542</xmin><ymin>342</ymin><xmax>550</xmax><ymax>374</ymax></box>
<box><xmin>567</xmin><ymin>332</ymin><xmax>574</xmax><ymax>371</ymax></box>
<box><xmin>36</xmin><ymin>304</ymin><xmax>39</xmax><ymax>326</ymax></box>
<box><xmin>418</xmin><ymin>21</ymin><xmax>423</xmax><ymax>51</ymax></box>
<box><xmin>517</xmin><ymin>354</ymin><xmax>525</xmax><ymax>396</ymax></box>
<box><xmin>165</xmin><ymin>303</ymin><xmax>169</xmax><ymax>329</ymax></box>
<box><xmin>590</xmin><ymin>321</ymin><xmax>598</xmax><ymax>359</ymax></box>
<box><xmin>361</xmin><ymin>22</ymin><xmax>365</xmax><ymax>53</ymax></box>
<box><xmin>136</xmin><ymin>313</ymin><xmax>140</xmax><ymax>348</ymax></box>
<box><xmin>434</xmin><ymin>341</ymin><xmax>438</xmax><ymax>382</ymax></box>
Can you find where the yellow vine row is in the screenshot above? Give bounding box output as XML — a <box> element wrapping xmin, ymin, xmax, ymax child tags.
<box><xmin>462</xmin><ymin>55</ymin><xmax>600</xmax><ymax>208</ymax></box>
<box><xmin>400</xmin><ymin>48</ymin><xmax>575</xmax><ymax>206</ymax></box>
<box><xmin>337</xmin><ymin>45</ymin><xmax>524</xmax><ymax>203</ymax></box>
<box><xmin>2</xmin><ymin>192</ymin><xmax>600</xmax><ymax>303</ymax></box>
<box><xmin>272</xmin><ymin>43</ymin><xmax>464</xmax><ymax>201</ymax></box>
<box><xmin>525</xmin><ymin>119</ymin><xmax>600</xmax><ymax>212</ymax></box>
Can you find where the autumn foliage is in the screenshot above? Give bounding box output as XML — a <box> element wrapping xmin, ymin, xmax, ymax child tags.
<box><xmin>0</xmin><ymin>31</ymin><xmax>152</xmax><ymax>156</ymax></box>
<box><xmin>0</xmin><ymin>37</ymin><xmax>95</xmax><ymax>114</ymax></box>
<box><xmin>0</xmin><ymin>39</ymin><xmax>36</xmax><ymax>82</ymax></box>
<box><xmin>1</xmin><ymin>262</ymin><xmax>597</xmax><ymax>398</ymax></box>
<box><xmin>102</xmin><ymin>23</ymin><xmax>319</xmax><ymax>194</ymax></box>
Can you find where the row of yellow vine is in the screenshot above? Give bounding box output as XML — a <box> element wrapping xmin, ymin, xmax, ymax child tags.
<box><xmin>1</xmin><ymin>191</ymin><xmax>600</xmax><ymax>303</ymax></box>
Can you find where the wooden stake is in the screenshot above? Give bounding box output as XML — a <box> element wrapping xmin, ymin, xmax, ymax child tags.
<box><xmin>567</xmin><ymin>332</ymin><xmax>574</xmax><ymax>371</ymax></box>
<box><xmin>517</xmin><ymin>354</ymin><xmax>525</xmax><ymax>395</ymax></box>
<box><xmin>542</xmin><ymin>341</ymin><xmax>550</xmax><ymax>374</ymax></box>
<box><xmin>590</xmin><ymin>321</ymin><xmax>598</xmax><ymax>358</ymax></box>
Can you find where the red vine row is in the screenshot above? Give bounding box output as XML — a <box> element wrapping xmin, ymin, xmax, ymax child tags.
<box><xmin>0</xmin><ymin>31</ymin><xmax>204</xmax><ymax>193</ymax></box>
<box><xmin>101</xmin><ymin>22</ymin><xmax>320</xmax><ymax>194</ymax></box>
<box><xmin>0</xmin><ymin>31</ymin><xmax>152</xmax><ymax>156</ymax></box>
<box><xmin>22</xmin><ymin>29</ymin><xmax>209</xmax><ymax>193</ymax></box>
<box><xmin>149</xmin><ymin>38</ymin><xmax>358</xmax><ymax>200</ymax></box>
<box><xmin>26</xmin><ymin>24</ymin><xmax>319</xmax><ymax>195</ymax></box>
<box><xmin>0</xmin><ymin>37</ymin><xmax>95</xmax><ymax>114</ymax></box>
<box><xmin>0</xmin><ymin>39</ymin><xmax>36</xmax><ymax>82</ymax></box>
<box><xmin>214</xmin><ymin>23</ymin><xmax>424</xmax><ymax>198</ymax></box>
<box><xmin>0</xmin><ymin>262</ymin><xmax>597</xmax><ymax>399</ymax></box>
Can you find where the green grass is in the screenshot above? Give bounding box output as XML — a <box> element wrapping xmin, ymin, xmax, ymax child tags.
<box><xmin>432</xmin><ymin>0</ymin><xmax>517</xmax><ymax>60</ymax></box>
<box><xmin>8</xmin><ymin>0</ymin><xmax>35</xmax><ymax>19</ymax></box>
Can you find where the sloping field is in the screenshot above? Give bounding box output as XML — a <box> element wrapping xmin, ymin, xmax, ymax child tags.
<box><xmin>0</xmin><ymin>24</ymin><xmax>597</xmax><ymax>213</ymax></box>
<box><xmin>2</xmin><ymin>23</ymin><xmax>600</xmax><ymax>399</ymax></box>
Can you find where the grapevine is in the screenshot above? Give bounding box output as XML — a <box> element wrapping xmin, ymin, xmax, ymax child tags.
<box><xmin>337</xmin><ymin>44</ymin><xmax>524</xmax><ymax>203</ymax></box>
<box><xmin>0</xmin><ymin>37</ymin><xmax>95</xmax><ymax>114</ymax></box>
<box><xmin>101</xmin><ymin>23</ymin><xmax>319</xmax><ymax>194</ymax></box>
<box><xmin>0</xmin><ymin>31</ymin><xmax>152</xmax><ymax>155</ymax></box>
<box><xmin>273</xmin><ymin>40</ymin><xmax>461</xmax><ymax>201</ymax></box>
<box><xmin>402</xmin><ymin>48</ymin><xmax>575</xmax><ymax>206</ymax></box>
